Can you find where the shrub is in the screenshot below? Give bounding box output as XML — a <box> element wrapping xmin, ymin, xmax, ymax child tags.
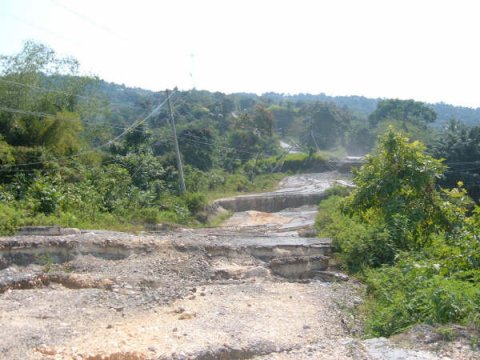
<box><xmin>364</xmin><ymin>257</ymin><xmax>480</xmax><ymax>337</ymax></box>
<box><xmin>317</xmin><ymin>196</ymin><xmax>395</xmax><ymax>272</ymax></box>
<box><xmin>323</xmin><ymin>185</ymin><xmax>352</xmax><ymax>198</ymax></box>
<box><xmin>182</xmin><ymin>192</ymin><xmax>207</xmax><ymax>213</ymax></box>
<box><xmin>29</xmin><ymin>176</ymin><xmax>61</xmax><ymax>215</ymax></box>
<box><xmin>0</xmin><ymin>203</ymin><xmax>22</xmax><ymax>235</ymax></box>
<box><xmin>316</xmin><ymin>129</ymin><xmax>480</xmax><ymax>338</ymax></box>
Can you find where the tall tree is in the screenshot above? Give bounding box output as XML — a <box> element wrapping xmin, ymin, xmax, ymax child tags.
<box><xmin>434</xmin><ymin>119</ymin><xmax>480</xmax><ymax>201</ymax></box>
<box><xmin>369</xmin><ymin>99</ymin><xmax>437</xmax><ymax>128</ymax></box>
<box><xmin>301</xmin><ymin>102</ymin><xmax>351</xmax><ymax>150</ymax></box>
<box><xmin>179</xmin><ymin>127</ymin><xmax>215</xmax><ymax>171</ymax></box>
<box><xmin>347</xmin><ymin>128</ymin><xmax>449</xmax><ymax>250</ymax></box>
<box><xmin>0</xmin><ymin>41</ymin><xmax>91</xmax><ymax>150</ymax></box>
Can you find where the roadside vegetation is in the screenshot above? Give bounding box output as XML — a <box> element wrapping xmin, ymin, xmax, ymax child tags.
<box><xmin>1</xmin><ymin>40</ymin><xmax>479</xmax><ymax>252</ymax></box>
<box><xmin>317</xmin><ymin>129</ymin><xmax>480</xmax><ymax>338</ymax></box>
<box><xmin>1</xmin><ymin>40</ymin><xmax>480</xmax><ymax>342</ymax></box>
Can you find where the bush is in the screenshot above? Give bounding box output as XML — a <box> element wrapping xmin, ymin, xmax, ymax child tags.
<box><xmin>0</xmin><ymin>203</ymin><xmax>22</xmax><ymax>235</ymax></box>
<box><xmin>282</xmin><ymin>152</ymin><xmax>329</xmax><ymax>173</ymax></box>
<box><xmin>224</xmin><ymin>173</ymin><xmax>249</xmax><ymax>192</ymax></box>
<box><xmin>323</xmin><ymin>185</ymin><xmax>352</xmax><ymax>198</ymax></box>
<box><xmin>29</xmin><ymin>176</ymin><xmax>62</xmax><ymax>215</ymax></box>
<box><xmin>252</xmin><ymin>152</ymin><xmax>330</xmax><ymax>174</ymax></box>
<box><xmin>182</xmin><ymin>192</ymin><xmax>206</xmax><ymax>213</ymax></box>
<box><xmin>364</xmin><ymin>257</ymin><xmax>480</xmax><ymax>337</ymax></box>
<box><xmin>315</xmin><ymin>129</ymin><xmax>480</xmax><ymax>338</ymax></box>
<box><xmin>317</xmin><ymin>196</ymin><xmax>395</xmax><ymax>272</ymax></box>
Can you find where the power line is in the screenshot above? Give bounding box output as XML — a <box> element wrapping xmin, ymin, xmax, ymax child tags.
<box><xmin>0</xmin><ymin>91</ymin><xmax>175</xmax><ymax>169</ymax></box>
<box><xmin>166</xmin><ymin>89</ymin><xmax>186</xmax><ymax>193</ymax></box>
<box><xmin>0</xmin><ymin>105</ymin><xmax>161</xmax><ymax>135</ymax></box>
<box><xmin>179</xmin><ymin>132</ymin><xmax>266</xmax><ymax>156</ymax></box>
<box><xmin>0</xmin><ymin>106</ymin><xmax>59</xmax><ymax>119</ymax></box>
<box><xmin>444</xmin><ymin>160</ymin><xmax>480</xmax><ymax>166</ymax></box>
<box><xmin>49</xmin><ymin>0</ymin><xmax>129</xmax><ymax>43</ymax></box>
<box><xmin>0</xmin><ymin>78</ymin><xmax>148</xmax><ymax>113</ymax></box>
<box><xmin>0</xmin><ymin>158</ymin><xmax>119</xmax><ymax>174</ymax></box>
<box><xmin>2</xmin><ymin>12</ymin><xmax>83</xmax><ymax>45</ymax></box>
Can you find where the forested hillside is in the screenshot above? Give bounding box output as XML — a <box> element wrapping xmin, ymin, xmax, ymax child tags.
<box><xmin>1</xmin><ymin>42</ymin><xmax>479</xmax><ymax>235</ymax></box>
<box><xmin>94</xmin><ymin>83</ymin><xmax>480</xmax><ymax>127</ymax></box>
<box><xmin>1</xmin><ymin>41</ymin><xmax>480</xmax><ymax>346</ymax></box>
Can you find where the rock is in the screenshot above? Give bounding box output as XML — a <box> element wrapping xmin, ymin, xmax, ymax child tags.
<box><xmin>297</xmin><ymin>227</ymin><xmax>318</xmax><ymax>237</ymax></box>
<box><xmin>364</xmin><ymin>337</ymin><xmax>440</xmax><ymax>360</ymax></box>
<box><xmin>242</xmin><ymin>266</ymin><xmax>270</xmax><ymax>278</ymax></box>
<box><xmin>178</xmin><ymin>312</ymin><xmax>196</xmax><ymax>320</ymax></box>
<box><xmin>36</xmin><ymin>344</ymin><xmax>56</xmax><ymax>356</ymax></box>
<box><xmin>268</xmin><ymin>255</ymin><xmax>329</xmax><ymax>279</ymax></box>
<box><xmin>17</xmin><ymin>226</ymin><xmax>80</xmax><ymax>236</ymax></box>
<box><xmin>314</xmin><ymin>271</ymin><xmax>349</xmax><ymax>282</ymax></box>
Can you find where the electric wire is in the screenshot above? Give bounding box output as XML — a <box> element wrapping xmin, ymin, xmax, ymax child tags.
<box><xmin>0</xmin><ymin>78</ymin><xmax>150</xmax><ymax>112</ymax></box>
<box><xmin>0</xmin><ymin>90</ymin><xmax>175</xmax><ymax>169</ymax></box>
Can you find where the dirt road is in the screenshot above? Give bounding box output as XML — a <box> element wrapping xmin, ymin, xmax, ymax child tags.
<box><xmin>0</xmin><ymin>172</ymin><xmax>477</xmax><ymax>359</ymax></box>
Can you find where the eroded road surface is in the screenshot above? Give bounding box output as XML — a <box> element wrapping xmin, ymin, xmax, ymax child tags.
<box><xmin>0</xmin><ymin>172</ymin><xmax>476</xmax><ymax>359</ymax></box>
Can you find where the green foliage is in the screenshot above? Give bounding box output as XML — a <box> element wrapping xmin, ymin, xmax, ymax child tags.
<box><xmin>281</xmin><ymin>152</ymin><xmax>329</xmax><ymax>172</ymax></box>
<box><xmin>182</xmin><ymin>192</ymin><xmax>207</xmax><ymax>213</ymax></box>
<box><xmin>323</xmin><ymin>185</ymin><xmax>352</xmax><ymax>198</ymax></box>
<box><xmin>250</xmin><ymin>152</ymin><xmax>329</xmax><ymax>174</ymax></box>
<box><xmin>111</xmin><ymin>150</ymin><xmax>165</xmax><ymax>191</ymax></box>
<box><xmin>28</xmin><ymin>175</ymin><xmax>62</xmax><ymax>214</ymax></box>
<box><xmin>300</xmin><ymin>102</ymin><xmax>351</xmax><ymax>150</ymax></box>
<box><xmin>346</xmin><ymin>128</ymin><xmax>449</xmax><ymax>250</ymax></box>
<box><xmin>0</xmin><ymin>202</ymin><xmax>23</xmax><ymax>235</ymax></box>
<box><xmin>316</xmin><ymin>127</ymin><xmax>480</xmax><ymax>337</ymax></box>
<box><xmin>0</xmin><ymin>137</ymin><xmax>14</xmax><ymax>165</ymax></box>
<box><xmin>364</xmin><ymin>254</ymin><xmax>480</xmax><ymax>337</ymax></box>
<box><xmin>369</xmin><ymin>99</ymin><xmax>437</xmax><ymax>128</ymax></box>
<box><xmin>39</xmin><ymin>112</ymin><xmax>84</xmax><ymax>156</ymax></box>
<box><xmin>0</xmin><ymin>41</ymin><xmax>92</xmax><ymax>149</ymax></box>
<box><xmin>179</xmin><ymin>127</ymin><xmax>215</xmax><ymax>171</ymax></box>
<box><xmin>226</xmin><ymin>106</ymin><xmax>279</xmax><ymax>166</ymax></box>
<box><xmin>433</xmin><ymin>119</ymin><xmax>480</xmax><ymax>202</ymax></box>
<box><xmin>317</xmin><ymin>196</ymin><xmax>395</xmax><ymax>272</ymax></box>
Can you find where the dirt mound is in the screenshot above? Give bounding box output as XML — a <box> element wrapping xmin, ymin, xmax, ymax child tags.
<box><xmin>222</xmin><ymin>210</ymin><xmax>292</xmax><ymax>227</ymax></box>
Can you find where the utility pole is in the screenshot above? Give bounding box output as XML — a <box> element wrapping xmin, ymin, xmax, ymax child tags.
<box><xmin>166</xmin><ymin>89</ymin><xmax>186</xmax><ymax>194</ymax></box>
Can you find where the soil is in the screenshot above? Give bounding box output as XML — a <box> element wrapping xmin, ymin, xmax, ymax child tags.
<box><xmin>0</xmin><ymin>173</ymin><xmax>478</xmax><ymax>360</ymax></box>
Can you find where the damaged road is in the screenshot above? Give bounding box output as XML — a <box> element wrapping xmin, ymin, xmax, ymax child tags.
<box><xmin>0</xmin><ymin>229</ymin><xmax>362</xmax><ymax>360</ymax></box>
<box><xmin>0</xmin><ymin>172</ymin><xmax>476</xmax><ymax>359</ymax></box>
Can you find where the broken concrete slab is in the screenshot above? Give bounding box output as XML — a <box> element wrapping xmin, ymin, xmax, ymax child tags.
<box><xmin>17</xmin><ymin>226</ymin><xmax>81</xmax><ymax>236</ymax></box>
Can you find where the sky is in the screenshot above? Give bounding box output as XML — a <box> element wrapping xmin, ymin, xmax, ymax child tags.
<box><xmin>1</xmin><ymin>0</ymin><xmax>480</xmax><ymax>108</ymax></box>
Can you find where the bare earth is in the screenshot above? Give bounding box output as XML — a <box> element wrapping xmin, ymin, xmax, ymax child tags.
<box><xmin>0</xmin><ymin>173</ymin><xmax>478</xmax><ymax>359</ymax></box>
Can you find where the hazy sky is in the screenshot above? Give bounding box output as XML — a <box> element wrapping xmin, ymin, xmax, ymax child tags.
<box><xmin>1</xmin><ymin>0</ymin><xmax>480</xmax><ymax>107</ymax></box>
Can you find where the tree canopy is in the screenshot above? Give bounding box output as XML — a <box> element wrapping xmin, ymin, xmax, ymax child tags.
<box><xmin>368</xmin><ymin>99</ymin><xmax>437</xmax><ymax>128</ymax></box>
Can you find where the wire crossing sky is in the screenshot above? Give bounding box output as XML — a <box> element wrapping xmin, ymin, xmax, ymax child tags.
<box><xmin>1</xmin><ymin>0</ymin><xmax>480</xmax><ymax>108</ymax></box>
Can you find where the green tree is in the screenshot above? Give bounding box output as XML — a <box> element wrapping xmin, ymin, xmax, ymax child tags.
<box><xmin>252</xmin><ymin>104</ymin><xmax>274</xmax><ymax>137</ymax></box>
<box><xmin>0</xmin><ymin>41</ymin><xmax>91</xmax><ymax>151</ymax></box>
<box><xmin>270</xmin><ymin>104</ymin><xmax>296</xmax><ymax>137</ymax></box>
<box><xmin>433</xmin><ymin>119</ymin><xmax>480</xmax><ymax>202</ymax></box>
<box><xmin>369</xmin><ymin>99</ymin><xmax>437</xmax><ymax>128</ymax></box>
<box><xmin>38</xmin><ymin>112</ymin><xmax>84</xmax><ymax>156</ymax></box>
<box><xmin>346</xmin><ymin>128</ymin><xmax>449</xmax><ymax>249</ymax></box>
<box><xmin>301</xmin><ymin>102</ymin><xmax>351</xmax><ymax>150</ymax></box>
<box><xmin>227</xmin><ymin>107</ymin><xmax>279</xmax><ymax>167</ymax></box>
<box><xmin>179</xmin><ymin>127</ymin><xmax>215</xmax><ymax>171</ymax></box>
